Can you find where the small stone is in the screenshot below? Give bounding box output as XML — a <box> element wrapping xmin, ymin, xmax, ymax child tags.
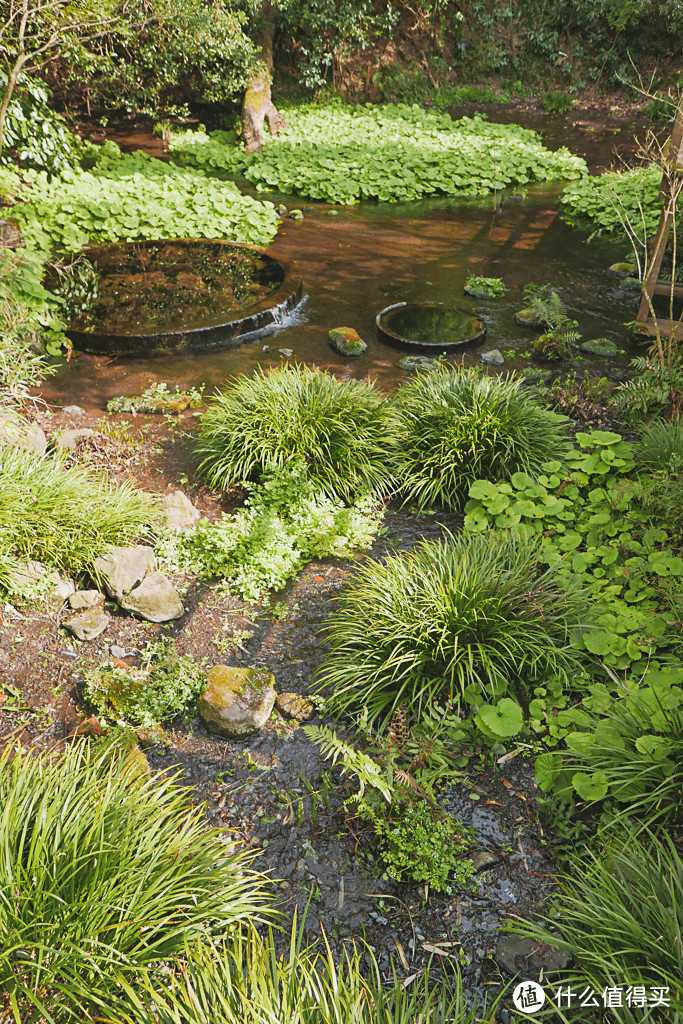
<box><xmin>398</xmin><ymin>355</ymin><xmax>440</xmax><ymax>372</ymax></box>
<box><xmin>481</xmin><ymin>349</ymin><xmax>505</xmax><ymax>365</ymax></box>
<box><xmin>279</xmin><ymin>348</ymin><xmax>294</xmax><ymax>358</ymax></box>
<box><xmin>0</xmin><ymin>410</ymin><xmax>47</xmax><ymax>453</ymax></box>
<box><xmin>62</xmin><ymin>405</ymin><xmax>86</xmax><ymax>416</ymax></box>
<box><xmin>68</xmin><ymin>589</ymin><xmax>103</xmax><ymax>612</ymax></box>
<box><xmin>326</xmin><ymin>210</ymin><xmax>339</xmax><ymax>216</ymax></box>
<box><xmin>55</xmin><ymin>428</ymin><xmax>95</xmax><ymax>451</ymax></box>
<box><xmin>495</xmin><ymin>934</ymin><xmax>570</xmax><ymax>977</ymax></box>
<box><xmin>328</xmin><ymin>327</ymin><xmax>367</xmax><ymax>357</ymax></box>
<box><xmin>472</xmin><ymin>850</ymin><xmax>501</xmax><ymax>873</ymax></box>
<box><xmin>275</xmin><ymin>692</ymin><xmax>315</xmax><ymax>722</ymax></box>
<box><xmin>110</xmin><ymin>644</ymin><xmax>127</xmax><ymax>659</ymax></box>
<box><xmin>94</xmin><ymin>545</ymin><xmax>156</xmax><ymax>601</ymax></box>
<box><xmin>288</xmin><ymin>209</ymin><xmax>304</xmax><ymax>220</ymax></box>
<box><xmin>65</xmin><ymin>609</ymin><xmax>110</xmax><ymax>641</ymax></box>
<box><xmin>262</xmin><ymin>345</ymin><xmax>269</xmax><ymax>352</ymax></box>
<box><xmin>10</xmin><ymin>560</ymin><xmax>73</xmax><ymax>601</ymax></box>
<box><xmin>514</xmin><ymin>307</ymin><xmax>543</xmax><ymax>329</ymax></box>
<box><xmin>199</xmin><ymin>665</ymin><xmax>277</xmax><ymax>739</ymax></box>
<box><xmin>276</xmin><ymin>204</ymin><xmax>288</xmax><ymax>217</ymax></box>
<box><xmin>607</xmin><ymin>261</ymin><xmax>635</xmax><ymax>278</ymax></box>
<box><xmin>160</xmin><ymin>490</ymin><xmax>200</xmax><ymax>532</ymax></box>
<box><xmin>119</xmin><ymin>571</ymin><xmax>184</xmax><ymax>622</ymax></box>
<box><xmin>579</xmin><ymin>338</ymin><xmax>618</xmax><ymax>357</ymax></box>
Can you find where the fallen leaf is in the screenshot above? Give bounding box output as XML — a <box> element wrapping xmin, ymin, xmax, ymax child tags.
<box><xmin>485</xmin><ymin>800</ymin><xmax>503</xmax><ymax>807</ymax></box>
<box><xmin>394</xmin><ymin>939</ymin><xmax>409</xmax><ymax>970</ymax></box>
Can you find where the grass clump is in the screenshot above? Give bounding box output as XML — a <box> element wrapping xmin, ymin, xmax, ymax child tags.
<box><xmin>0</xmin><ymin>738</ymin><xmax>271</xmax><ymax>1021</ymax></box>
<box><xmin>319</xmin><ymin>530</ymin><xmax>585</xmax><ymax>726</ymax></box>
<box><xmin>196</xmin><ymin>365</ymin><xmax>393</xmax><ymax>500</ymax></box>
<box><xmin>513</xmin><ymin>831</ymin><xmax>683</xmax><ymax>1007</ymax></box>
<box><xmin>159</xmin><ymin>465</ymin><xmax>383</xmax><ymax>604</ymax></box>
<box><xmin>115</xmin><ymin>920</ymin><xmax>490</xmax><ymax>1024</ymax></box>
<box><xmin>0</xmin><ymin>447</ymin><xmax>159</xmax><ymax>589</ymax></box>
<box><xmin>85</xmin><ymin>638</ymin><xmax>207</xmax><ymax>727</ymax></box>
<box><xmin>390</xmin><ymin>367</ymin><xmax>569</xmax><ymax>510</ymax></box>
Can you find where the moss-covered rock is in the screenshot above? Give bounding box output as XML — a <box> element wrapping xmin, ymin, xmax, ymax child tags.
<box><xmin>398</xmin><ymin>355</ymin><xmax>441</xmax><ymax>372</ymax></box>
<box><xmin>199</xmin><ymin>665</ymin><xmax>276</xmax><ymax>738</ymax></box>
<box><xmin>607</xmin><ymin>262</ymin><xmax>636</xmax><ymax>278</ymax></box>
<box><xmin>514</xmin><ymin>307</ymin><xmax>544</xmax><ymax>330</ymax></box>
<box><xmin>328</xmin><ymin>326</ymin><xmax>367</xmax><ymax>357</ymax></box>
<box><xmin>580</xmin><ymin>338</ymin><xmax>618</xmax><ymax>357</ymax></box>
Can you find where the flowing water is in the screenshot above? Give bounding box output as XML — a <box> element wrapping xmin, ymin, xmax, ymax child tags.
<box><xmin>46</xmin><ymin>109</ymin><xmax>650</xmax><ymax>410</ymax></box>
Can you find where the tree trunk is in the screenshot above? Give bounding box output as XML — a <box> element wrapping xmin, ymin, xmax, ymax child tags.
<box><xmin>0</xmin><ymin>61</ymin><xmax>24</xmax><ymax>156</ymax></box>
<box><xmin>242</xmin><ymin>5</ymin><xmax>287</xmax><ymax>154</ymax></box>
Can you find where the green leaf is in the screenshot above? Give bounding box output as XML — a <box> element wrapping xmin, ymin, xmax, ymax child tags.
<box><xmin>572</xmin><ymin>771</ymin><xmax>609</xmax><ymax>801</ymax></box>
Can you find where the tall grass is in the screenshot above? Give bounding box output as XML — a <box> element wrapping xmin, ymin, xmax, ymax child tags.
<box><xmin>195</xmin><ymin>365</ymin><xmax>394</xmax><ymax>500</ymax></box>
<box><xmin>112</xmin><ymin>920</ymin><xmax>498</xmax><ymax>1024</ymax></box>
<box><xmin>0</xmin><ymin>739</ymin><xmax>272</xmax><ymax>1022</ymax></box>
<box><xmin>634</xmin><ymin>416</ymin><xmax>683</xmax><ymax>473</ymax></box>
<box><xmin>319</xmin><ymin>530</ymin><xmax>585</xmax><ymax>725</ymax></box>
<box><xmin>512</xmin><ymin>830</ymin><xmax>683</xmax><ymax>1008</ymax></box>
<box><xmin>390</xmin><ymin>368</ymin><xmax>569</xmax><ymax>510</ymax></box>
<box><xmin>0</xmin><ymin>446</ymin><xmax>158</xmax><ymax>584</ymax></box>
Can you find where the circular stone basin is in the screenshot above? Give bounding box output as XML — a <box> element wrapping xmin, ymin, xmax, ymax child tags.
<box><xmin>376</xmin><ymin>302</ymin><xmax>486</xmax><ymax>352</ymax></box>
<box><xmin>64</xmin><ymin>239</ymin><xmax>303</xmax><ymax>357</ymax></box>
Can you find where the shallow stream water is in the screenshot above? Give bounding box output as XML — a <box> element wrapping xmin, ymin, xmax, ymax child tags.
<box><xmin>45</xmin><ymin>108</ymin><xmax>651</xmax><ymax>410</ymax></box>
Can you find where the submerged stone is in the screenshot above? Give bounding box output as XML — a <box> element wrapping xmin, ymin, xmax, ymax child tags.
<box><xmin>580</xmin><ymin>337</ymin><xmax>618</xmax><ymax>357</ymax></box>
<box><xmin>328</xmin><ymin>327</ymin><xmax>367</xmax><ymax>356</ymax></box>
<box><xmin>481</xmin><ymin>348</ymin><xmax>504</xmax><ymax>365</ymax></box>
<box><xmin>199</xmin><ymin>665</ymin><xmax>276</xmax><ymax>738</ymax></box>
<box><xmin>398</xmin><ymin>355</ymin><xmax>441</xmax><ymax>372</ymax></box>
<box><xmin>513</xmin><ymin>307</ymin><xmax>543</xmax><ymax>329</ymax></box>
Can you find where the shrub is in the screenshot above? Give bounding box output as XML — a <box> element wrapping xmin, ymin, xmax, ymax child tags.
<box><xmin>0</xmin><ymin>447</ymin><xmax>159</xmax><ymax>588</ymax></box>
<box><xmin>390</xmin><ymin>367</ymin><xmax>569</xmax><ymax>510</ymax></box>
<box><xmin>0</xmin><ymin>739</ymin><xmax>272</xmax><ymax>1021</ymax></box>
<box><xmin>319</xmin><ymin>530</ymin><xmax>585</xmax><ymax>726</ymax></box>
<box><xmin>512</xmin><ymin>831</ymin><xmax>683</xmax><ymax>1006</ymax></box>
<box><xmin>195</xmin><ymin>366</ymin><xmax>394</xmax><ymax>500</ymax></box>
<box><xmin>159</xmin><ymin>465</ymin><xmax>383</xmax><ymax>604</ymax></box>
<box><xmin>84</xmin><ymin>638</ymin><xmax>207</xmax><ymax>727</ymax></box>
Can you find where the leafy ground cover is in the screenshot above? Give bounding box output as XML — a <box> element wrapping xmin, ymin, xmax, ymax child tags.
<box><xmin>169</xmin><ymin>102</ymin><xmax>587</xmax><ymax>204</ymax></box>
<box><xmin>560</xmin><ymin>163</ymin><xmax>665</xmax><ymax>235</ymax></box>
<box><xmin>13</xmin><ymin>141</ymin><xmax>279</xmax><ymax>259</ymax></box>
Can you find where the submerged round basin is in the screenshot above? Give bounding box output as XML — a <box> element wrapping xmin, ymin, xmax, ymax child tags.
<box><xmin>376</xmin><ymin>302</ymin><xmax>486</xmax><ymax>352</ymax></box>
<box><xmin>64</xmin><ymin>239</ymin><xmax>303</xmax><ymax>357</ymax></box>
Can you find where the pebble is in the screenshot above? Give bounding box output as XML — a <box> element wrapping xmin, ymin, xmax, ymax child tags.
<box><xmin>62</xmin><ymin>405</ymin><xmax>85</xmax><ymax>416</ymax></box>
<box><xmin>262</xmin><ymin>345</ymin><xmax>269</xmax><ymax>352</ymax></box>
<box><xmin>279</xmin><ymin>348</ymin><xmax>294</xmax><ymax>358</ymax></box>
<box><xmin>110</xmin><ymin>644</ymin><xmax>127</xmax><ymax>659</ymax></box>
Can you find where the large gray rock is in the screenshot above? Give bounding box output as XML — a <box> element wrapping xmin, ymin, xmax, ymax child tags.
<box><xmin>119</xmin><ymin>571</ymin><xmax>184</xmax><ymax>622</ymax></box>
<box><xmin>199</xmin><ymin>665</ymin><xmax>276</xmax><ymax>738</ymax></box>
<box><xmin>495</xmin><ymin>934</ymin><xmax>571</xmax><ymax>977</ymax></box>
<box><xmin>160</xmin><ymin>490</ymin><xmax>200</xmax><ymax>532</ymax></box>
<box><xmin>55</xmin><ymin>428</ymin><xmax>95</xmax><ymax>451</ymax></box>
<box><xmin>481</xmin><ymin>349</ymin><xmax>505</xmax><ymax>366</ymax></box>
<box><xmin>68</xmin><ymin>589</ymin><xmax>104</xmax><ymax>612</ymax></box>
<box><xmin>65</xmin><ymin>609</ymin><xmax>110</xmax><ymax>641</ymax></box>
<box><xmin>94</xmin><ymin>545</ymin><xmax>156</xmax><ymax>601</ymax></box>
<box><xmin>10</xmin><ymin>560</ymin><xmax>74</xmax><ymax>601</ymax></box>
<box><xmin>0</xmin><ymin>409</ymin><xmax>47</xmax><ymax>453</ymax></box>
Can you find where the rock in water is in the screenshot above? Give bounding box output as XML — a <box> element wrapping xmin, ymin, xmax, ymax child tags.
<box><xmin>160</xmin><ymin>490</ymin><xmax>201</xmax><ymax>532</ymax></box>
<box><xmin>65</xmin><ymin>609</ymin><xmax>110</xmax><ymax>641</ymax></box>
<box><xmin>328</xmin><ymin>327</ymin><xmax>367</xmax><ymax>357</ymax></box>
<box><xmin>398</xmin><ymin>355</ymin><xmax>440</xmax><ymax>372</ymax></box>
<box><xmin>119</xmin><ymin>571</ymin><xmax>184</xmax><ymax>622</ymax></box>
<box><xmin>94</xmin><ymin>546</ymin><xmax>157</xmax><ymax>601</ymax></box>
<box><xmin>481</xmin><ymin>349</ymin><xmax>505</xmax><ymax>365</ymax></box>
<box><xmin>579</xmin><ymin>338</ymin><xmax>618</xmax><ymax>357</ymax></box>
<box><xmin>199</xmin><ymin>665</ymin><xmax>276</xmax><ymax>738</ymax></box>
<box><xmin>607</xmin><ymin>262</ymin><xmax>635</xmax><ymax>278</ymax></box>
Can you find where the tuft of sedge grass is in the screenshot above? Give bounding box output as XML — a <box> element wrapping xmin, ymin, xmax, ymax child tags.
<box><xmin>0</xmin><ymin>445</ymin><xmax>160</xmax><ymax>585</ymax></box>
<box><xmin>108</xmin><ymin>913</ymin><xmax>503</xmax><ymax>1024</ymax></box>
<box><xmin>509</xmin><ymin>829</ymin><xmax>683</xmax><ymax>1009</ymax></box>
<box><xmin>195</xmin><ymin>364</ymin><xmax>395</xmax><ymax>501</ymax></box>
<box><xmin>390</xmin><ymin>366</ymin><xmax>569</xmax><ymax>510</ymax></box>
<box><xmin>318</xmin><ymin>529</ymin><xmax>585</xmax><ymax>727</ymax></box>
<box><xmin>0</xmin><ymin>738</ymin><xmax>274</xmax><ymax>1022</ymax></box>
